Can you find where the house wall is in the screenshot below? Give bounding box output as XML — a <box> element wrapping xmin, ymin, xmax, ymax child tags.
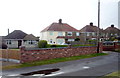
<box><xmin>5</xmin><ymin>39</ymin><xmax>38</xmax><ymax>49</ymax></box>
<box><xmin>20</xmin><ymin>43</ymin><xmax>102</xmax><ymax>63</ymax></box>
<box><xmin>22</xmin><ymin>41</ymin><xmax>38</xmax><ymax>48</ymax></box>
<box><xmin>5</xmin><ymin>40</ymin><xmax>18</xmax><ymax>49</ymax></box>
<box><xmin>40</xmin><ymin>31</ymin><xmax>66</xmax><ymax>44</ymax></box>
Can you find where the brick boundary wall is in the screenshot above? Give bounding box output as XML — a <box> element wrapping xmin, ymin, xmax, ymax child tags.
<box><xmin>20</xmin><ymin>43</ymin><xmax>103</xmax><ymax>63</ymax></box>
<box><xmin>103</xmin><ymin>42</ymin><xmax>120</xmax><ymax>51</ymax></box>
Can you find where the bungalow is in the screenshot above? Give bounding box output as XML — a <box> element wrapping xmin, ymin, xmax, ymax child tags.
<box><xmin>40</xmin><ymin>19</ymin><xmax>80</xmax><ymax>45</ymax></box>
<box><xmin>4</xmin><ymin>30</ymin><xmax>39</xmax><ymax>49</ymax></box>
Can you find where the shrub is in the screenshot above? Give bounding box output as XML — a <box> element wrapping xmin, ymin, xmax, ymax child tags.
<box><xmin>2</xmin><ymin>43</ymin><xmax>7</xmax><ymax>49</ymax></box>
<box><xmin>51</xmin><ymin>45</ymin><xmax>56</xmax><ymax>47</ymax></box>
<box><xmin>38</xmin><ymin>40</ymin><xmax>48</xmax><ymax>48</ymax></box>
<box><xmin>75</xmin><ymin>38</ymin><xmax>80</xmax><ymax>41</ymax></box>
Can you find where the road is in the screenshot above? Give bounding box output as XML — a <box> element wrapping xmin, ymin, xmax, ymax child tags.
<box><xmin>1</xmin><ymin>51</ymin><xmax>119</xmax><ymax>77</ymax></box>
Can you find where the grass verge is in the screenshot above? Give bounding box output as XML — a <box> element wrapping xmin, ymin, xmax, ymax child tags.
<box><xmin>2</xmin><ymin>53</ymin><xmax>108</xmax><ymax>70</ymax></box>
<box><xmin>106</xmin><ymin>71</ymin><xmax>120</xmax><ymax>77</ymax></box>
<box><xmin>101</xmin><ymin>71</ymin><xmax>120</xmax><ymax>78</ymax></box>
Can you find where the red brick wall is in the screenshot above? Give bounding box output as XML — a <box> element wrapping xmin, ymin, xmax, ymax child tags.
<box><xmin>114</xmin><ymin>42</ymin><xmax>120</xmax><ymax>50</ymax></box>
<box><xmin>103</xmin><ymin>46</ymin><xmax>115</xmax><ymax>51</ymax></box>
<box><xmin>103</xmin><ymin>42</ymin><xmax>120</xmax><ymax>51</ymax></box>
<box><xmin>20</xmin><ymin>44</ymin><xmax>102</xmax><ymax>63</ymax></box>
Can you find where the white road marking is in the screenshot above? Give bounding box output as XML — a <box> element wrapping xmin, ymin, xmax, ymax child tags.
<box><xmin>6</xmin><ymin>74</ymin><xmax>19</xmax><ymax>76</ymax></box>
<box><xmin>32</xmin><ymin>74</ymin><xmax>44</xmax><ymax>76</ymax></box>
<box><xmin>45</xmin><ymin>72</ymin><xmax>64</xmax><ymax>76</ymax></box>
<box><xmin>83</xmin><ymin>66</ymin><xmax>90</xmax><ymax>69</ymax></box>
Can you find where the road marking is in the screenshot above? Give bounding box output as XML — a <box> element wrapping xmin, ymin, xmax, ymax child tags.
<box><xmin>83</xmin><ymin>66</ymin><xmax>90</xmax><ymax>69</ymax></box>
<box><xmin>6</xmin><ymin>74</ymin><xmax>19</xmax><ymax>76</ymax></box>
<box><xmin>45</xmin><ymin>72</ymin><xmax>64</xmax><ymax>76</ymax></box>
<box><xmin>32</xmin><ymin>74</ymin><xmax>44</xmax><ymax>76</ymax></box>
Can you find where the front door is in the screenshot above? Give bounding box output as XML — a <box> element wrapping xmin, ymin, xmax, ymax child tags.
<box><xmin>18</xmin><ymin>40</ymin><xmax>22</xmax><ymax>48</ymax></box>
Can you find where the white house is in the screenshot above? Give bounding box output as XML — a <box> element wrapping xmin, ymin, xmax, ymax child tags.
<box><xmin>40</xmin><ymin>19</ymin><xmax>80</xmax><ymax>45</ymax></box>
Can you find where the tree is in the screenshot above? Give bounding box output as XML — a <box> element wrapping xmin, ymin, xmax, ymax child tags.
<box><xmin>38</xmin><ymin>40</ymin><xmax>48</xmax><ymax>48</ymax></box>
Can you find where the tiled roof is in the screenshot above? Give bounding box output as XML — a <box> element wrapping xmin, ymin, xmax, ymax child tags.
<box><xmin>5</xmin><ymin>30</ymin><xmax>27</xmax><ymax>39</ymax></box>
<box><xmin>80</xmin><ymin>24</ymin><xmax>104</xmax><ymax>33</ymax></box>
<box><xmin>23</xmin><ymin>34</ymin><xmax>39</xmax><ymax>40</ymax></box>
<box><xmin>104</xmin><ymin>26</ymin><xmax>120</xmax><ymax>33</ymax></box>
<box><xmin>41</xmin><ymin>19</ymin><xmax>79</xmax><ymax>32</ymax></box>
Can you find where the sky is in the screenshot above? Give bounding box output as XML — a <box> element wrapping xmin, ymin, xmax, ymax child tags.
<box><xmin>0</xmin><ymin>0</ymin><xmax>119</xmax><ymax>36</ymax></box>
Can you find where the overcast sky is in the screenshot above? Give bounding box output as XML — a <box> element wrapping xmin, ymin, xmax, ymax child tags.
<box><xmin>0</xmin><ymin>0</ymin><xmax>119</xmax><ymax>36</ymax></box>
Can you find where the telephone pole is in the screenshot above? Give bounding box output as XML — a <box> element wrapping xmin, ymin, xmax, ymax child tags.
<box><xmin>97</xmin><ymin>0</ymin><xmax>100</xmax><ymax>53</ymax></box>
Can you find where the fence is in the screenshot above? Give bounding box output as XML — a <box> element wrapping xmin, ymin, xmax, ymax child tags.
<box><xmin>0</xmin><ymin>49</ymin><xmax>20</xmax><ymax>60</ymax></box>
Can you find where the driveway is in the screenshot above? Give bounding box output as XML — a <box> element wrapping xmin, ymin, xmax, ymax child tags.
<box><xmin>1</xmin><ymin>51</ymin><xmax>119</xmax><ymax>77</ymax></box>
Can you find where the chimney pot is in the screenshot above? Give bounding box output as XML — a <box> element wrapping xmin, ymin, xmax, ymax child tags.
<box><xmin>111</xmin><ymin>24</ymin><xmax>114</xmax><ymax>28</ymax></box>
<box><xmin>59</xmin><ymin>19</ymin><xmax>62</xmax><ymax>24</ymax></box>
<box><xmin>8</xmin><ymin>29</ymin><xmax>9</xmax><ymax>35</ymax></box>
<box><xmin>90</xmin><ymin>22</ymin><xmax>93</xmax><ymax>26</ymax></box>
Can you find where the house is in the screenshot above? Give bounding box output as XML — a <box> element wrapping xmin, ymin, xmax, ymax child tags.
<box><xmin>80</xmin><ymin>22</ymin><xmax>105</xmax><ymax>42</ymax></box>
<box><xmin>104</xmin><ymin>25</ymin><xmax>120</xmax><ymax>41</ymax></box>
<box><xmin>4</xmin><ymin>30</ymin><xmax>39</xmax><ymax>48</ymax></box>
<box><xmin>40</xmin><ymin>19</ymin><xmax>80</xmax><ymax>45</ymax></box>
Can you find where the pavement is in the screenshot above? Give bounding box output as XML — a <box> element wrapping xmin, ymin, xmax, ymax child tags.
<box><xmin>0</xmin><ymin>61</ymin><xmax>19</xmax><ymax>67</ymax></box>
<box><xmin>0</xmin><ymin>51</ymin><xmax>119</xmax><ymax>77</ymax></box>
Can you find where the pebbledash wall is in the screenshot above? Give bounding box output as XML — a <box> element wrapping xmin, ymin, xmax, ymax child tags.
<box><xmin>20</xmin><ymin>43</ymin><xmax>103</xmax><ymax>63</ymax></box>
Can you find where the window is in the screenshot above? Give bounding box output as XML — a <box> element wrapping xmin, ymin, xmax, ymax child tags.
<box><xmin>50</xmin><ymin>39</ymin><xmax>53</xmax><ymax>44</ymax></box>
<box><xmin>68</xmin><ymin>39</ymin><xmax>74</xmax><ymax>41</ymax></box>
<box><xmin>87</xmin><ymin>33</ymin><xmax>90</xmax><ymax>36</ymax></box>
<box><xmin>28</xmin><ymin>40</ymin><xmax>33</xmax><ymax>44</ymax></box>
<box><xmin>111</xmin><ymin>33</ymin><xmax>113</xmax><ymax>36</ymax></box>
<box><xmin>58</xmin><ymin>32</ymin><xmax>63</xmax><ymax>36</ymax></box>
<box><xmin>49</xmin><ymin>32</ymin><xmax>53</xmax><ymax>35</ymax></box>
<box><xmin>57</xmin><ymin>39</ymin><xmax>64</xmax><ymax>44</ymax></box>
<box><xmin>7</xmin><ymin>40</ymin><xmax>12</xmax><ymax>45</ymax></box>
<box><xmin>76</xmin><ymin>32</ymin><xmax>80</xmax><ymax>36</ymax></box>
<box><xmin>115</xmin><ymin>34</ymin><xmax>118</xmax><ymax>36</ymax></box>
<box><xmin>67</xmin><ymin>32</ymin><xmax>72</xmax><ymax>36</ymax></box>
<box><xmin>92</xmin><ymin>32</ymin><xmax>95</xmax><ymax>36</ymax></box>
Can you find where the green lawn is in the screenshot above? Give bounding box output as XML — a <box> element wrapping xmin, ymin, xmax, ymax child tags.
<box><xmin>2</xmin><ymin>53</ymin><xmax>108</xmax><ymax>70</ymax></box>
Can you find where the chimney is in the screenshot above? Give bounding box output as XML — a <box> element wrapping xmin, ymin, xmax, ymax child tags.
<box><xmin>8</xmin><ymin>28</ymin><xmax>9</xmax><ymax>35</ymax></box>
<box><xmin>59</xmin><ymin>19</ymin><xmax>62</xmax><ymax>24</ymax></box>
<box><xmin>90</xmin><ymin>22</ymin><xmax>93</xmax><ymax>26</ymax></box>
<box><xmin>111</xmin><ymin>24</ymin><xmax>114</xmax><ymax>28</ymax></box>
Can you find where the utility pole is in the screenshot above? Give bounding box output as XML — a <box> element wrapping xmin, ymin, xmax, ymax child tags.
<box><xmin>97</xmin><ymin>0</ymin><xmax>100</xmax><ymax>53</ymax></box>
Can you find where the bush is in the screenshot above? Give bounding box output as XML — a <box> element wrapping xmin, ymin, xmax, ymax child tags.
<box><xmin>38</xmin><ymin>40</ymin><xmax>48</xmax><ymax>48</ymax></box>
<box><xmin>2</xmin><ymin>43</ymin><xmax>7</xmax><ymax>49</ymax></box>
<box><xmin>75</xmin><ymin>38</ymin><xmax>80</xmax><ymax>41</ymax></box>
